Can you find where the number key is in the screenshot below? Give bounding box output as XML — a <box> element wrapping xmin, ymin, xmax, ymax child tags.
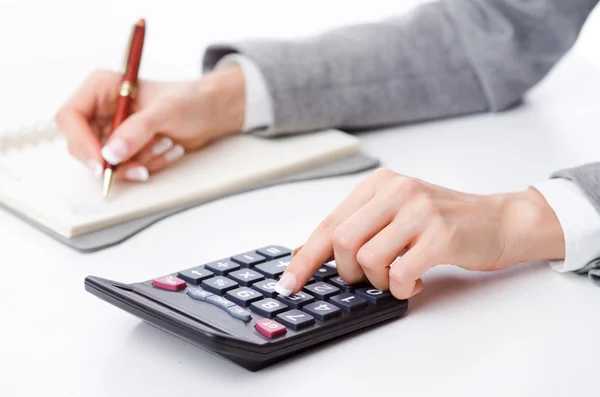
<box><xmin>276</xmin><ymin>291</ymin><xmax>314</xmax><ymax>309</ymax></box>
<box><xmin>276</xmin><ymin>309</ymin><xmax>315</xmax><ymax>330</ymax></box>
<box><xmin>251</xmin><ymin>279</ymin><xmax>278</xmax><ymax>298</ymax></box>
<box><xmin>355</xmin><ymin>287</ymin><xmax>394</xmax><ymax>303</ymax></box>
<box><xmin>303</xmin><ymin>301</ymin><xmax>342</xmax><ymax>321</ymax></box>
<box><xmin>250</xmin><ymin>298</ymin><xmax>288</xmax><ymax>318</ymax></box>
<box><xmin>226</xmin><ymin>287</ymin><xmax>262</xmax><ymax>307</ymax></box>
<box><xmin>304</xmin><ymin>282</ymin><xmax>340</xmax><ymax>300</ymax></box>
<box><xmin>330</xmin><ymin>293</ymin><xmax>368</xmax><ymax>312</ymax></box>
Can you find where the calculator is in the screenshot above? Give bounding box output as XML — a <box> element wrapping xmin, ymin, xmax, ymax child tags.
<box><xmin>84</xmin><ymin>245</ymin><xmax>409</xmax><ymax>371</ymax></box>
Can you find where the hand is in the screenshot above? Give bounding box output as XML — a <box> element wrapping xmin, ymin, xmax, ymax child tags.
<box><xmin>55</xmin><ymin>65</ymin><xmax>245</xmax><ymax>181</ymax></box>
<box><xmin>275</xmin><ymin>168</ymin><xmax>565</xmax><ymax>300</ymax></box>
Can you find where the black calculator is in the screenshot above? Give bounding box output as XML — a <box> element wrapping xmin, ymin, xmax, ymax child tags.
<box><xmin>84</xmin><ymin>245</ymin><xmax>409</xmax><ymax>371</ymax></box>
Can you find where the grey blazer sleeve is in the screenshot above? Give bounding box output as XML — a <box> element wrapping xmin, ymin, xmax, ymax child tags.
<box><xmin>203</xmin><ymin>0</ymin><xmax>598</xmax><ymax>134</ymax></box>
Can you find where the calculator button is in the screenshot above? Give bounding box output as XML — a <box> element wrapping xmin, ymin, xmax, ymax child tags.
<box><xmin>226</xmin><ymin>305</ymin><xmax>252</xmax><ymax>322</ymax></box>
<box><xmin>231</xmin><ymin>252</ymin><xmax>267</xmax><ymax>267</ymax></box>
<box><xmin>201</xmin><ymin>276</ymin><xmax>238</xmax><ymax>295</ymax></box>
<box><xmin>255</xmin><ymin>245</ymin><xmax>292</xmax><ymax>260</ymax></box>
<box><xmin>254</xmin><ymin>256</ymin><xmax>291</xmax><ymax>278</ymax></box>
<box><xmin>250</xmin><ymin>298</ymin><xmax>288</xmax><ymax>318</ymax></box>
<box><xmin>276</xmin><ymin>291</ymin><xmax>315</xmax><ymax>309</ymax></box>
<box><xmin>204</xmin><ymin>260</ymin><xmax>240</xmax><ymax>275</ymax></box>
<box><xmin>177</xmin><ymin>267</ymin><xmax>214</xmax><ymax>285</ymax></box>
<box><xmin>186</xmin><ymin>286</ymin><xmax>214</xmax><ymax>302</ymax></box>
<box><xmin>330</xmin><ymin>293</ymin><xmax>368</xmax><ymax>312</ymax></box>
<box><xmin>328</xmin><ymin>276</ymin><xmax>354</xmax><ymax>291</ymax></box>
<box><xmin>152</xmin><ymin>275</ymin><xmax>186</xmax><ymax>291</ymax></box>
<box><xmin>313</xmin><ymin>264</ymin><xmax>337</xmax><ymax>281</ymax></box>
<box><xmin>251</xmin><ymin>279</ymin><xmax>278</xmax><ymax>298</ymax></box>
<box><xmin>355</xmin><ymin>287</ymin><xmax>394</xmax><ymax>303</ymax></box>
<box><xmin>255</xmin><ymin>318</ymin><xmax>287</xmax><ymax>339</ymax></box>
<box><xmin>276</xmin><ymin>309</ymin><xmax>315</xmax><ymax>330</ymax></box>
<box><xmin>303</xmin><ymin>282</ymin><xmax>340</xmax><ymax>300</ymax></box>
<box><xmin>228</xmin><ymin>269</ymin><xmax>265</xmax><ymax>286</ymax></box>
<box><xmin>225</xmin><ymin>287</ymin><xmax>263</xmax><ymax>306</ymax></box>
<box><xmin>303</xmin><ymin>301</ymin><xmax>342</xmax><ymax>321</ymax></box>
<box><xmin>206</xmin><ymin>295</ymin><xmax>235</xmax><ymax>311</ymax></box>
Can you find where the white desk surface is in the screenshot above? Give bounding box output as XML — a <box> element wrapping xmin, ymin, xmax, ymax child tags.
<box><xmin>2</xmin><ymin>2</ymin><xmax>600</xmax><ymax>396</ymax></box>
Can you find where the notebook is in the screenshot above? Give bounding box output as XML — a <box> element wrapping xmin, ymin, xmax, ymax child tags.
<box><xmin>0</xmin><ymin>121</ymin><xmax>375</xmax><ymax>249</ymax></box>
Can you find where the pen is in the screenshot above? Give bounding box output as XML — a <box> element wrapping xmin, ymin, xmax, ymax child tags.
<box><xmin>102</xmin><ymin>18</ymin><xmax>146</xmax><ymax>198</ymax></box>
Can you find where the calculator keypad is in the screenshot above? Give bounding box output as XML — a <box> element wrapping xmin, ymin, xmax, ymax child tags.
<box><xmin>147</xmin><ymin>245</ymin><xmax>405</xmax><ymax>340</ymax></box>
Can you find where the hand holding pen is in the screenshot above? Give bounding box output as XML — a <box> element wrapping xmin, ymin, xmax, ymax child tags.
<box><xmin>54</xmin><ymin>18</ymin><xmax>247</xmax><ymax>196</ymax></box>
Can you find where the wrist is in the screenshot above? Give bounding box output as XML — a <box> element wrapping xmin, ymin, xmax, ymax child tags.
<box><xmin>198</xmin><ymin>65</ymin><xmax>246</xmax><ymax>139</ymax></box>
<box><xmin>493</xmin><ymin>188</ymin><xmax>566</xmax><ymax>265</ymax></box>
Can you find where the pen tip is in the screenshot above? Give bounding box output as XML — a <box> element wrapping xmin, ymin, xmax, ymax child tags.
<box><xmin>102</xmin><ymin>168</ymin><xmax>114</xmax><ymax>199</ymax></box>
<box><xmin>137</xmin><ymin>19</ymin><xmax>145</xmax><ymax>27</ymax></box>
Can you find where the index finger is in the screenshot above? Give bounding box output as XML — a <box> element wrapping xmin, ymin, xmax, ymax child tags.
<box><xmin>274</xmin><ymin>178</ymin><xmax>379</xmax><ymax>296</ymax></box>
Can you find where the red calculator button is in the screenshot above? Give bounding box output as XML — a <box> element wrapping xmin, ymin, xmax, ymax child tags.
<box><xmin>255</xmin><ymin>318</ymin><xmax>287</xmax><ymax>338</ymax></box>
<box><xmin>152</xmin><ymin>275</ymin><xmax>186</xmax><ymax>291</ymax></box>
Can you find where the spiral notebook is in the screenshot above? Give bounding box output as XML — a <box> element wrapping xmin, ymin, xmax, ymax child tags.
<box><xmin>0</xmin><ymin>122</ymin><xmax>377</xmax><ymax>251</ymax></box>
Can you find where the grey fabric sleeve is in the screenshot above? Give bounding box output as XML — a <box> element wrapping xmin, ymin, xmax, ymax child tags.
<box><xmin>203</xmin><ymin>0</ymin><xmax>598</xmax><ymax>135</ymax></box>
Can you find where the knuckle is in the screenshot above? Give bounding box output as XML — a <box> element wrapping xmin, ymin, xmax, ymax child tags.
<box><xmin>371</xmin><ymin>167</ymin><xmax>395</xmax><ymax>182</ymax></box>
<box><xmin>336</xmin><ymin>266</ymin><xmax>364</xmax><ymax>285</ymax></box>
<box><xmin>356</xmin><ymin>245</ymin><xmax>381</xmax><ymax>270</ymax></box>
<box><xmin>416</xmin><ymin>195</ymin><xmax>439</xmax><ymax>217</ymax></box>
<box><xmin>332</xmin><ymin>224</ymin><xmax>356</xmax><ymax>252</ymax></box>
<box><xmin>317</xmin><ymin>215</ymin><xmax>338</xmax><ymax>234</ymax></box>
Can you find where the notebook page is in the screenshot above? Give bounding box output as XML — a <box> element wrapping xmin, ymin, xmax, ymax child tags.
<box><xmin>0</xmin><ymin>129</ymin><xmax>359</xmax><ymax>237</ymax></box>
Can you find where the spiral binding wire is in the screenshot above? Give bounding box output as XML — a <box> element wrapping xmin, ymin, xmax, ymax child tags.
<box><xmin>0</xmin><ymin>120</ymin><xmax>64</xmax><ymax>154</ymax></box>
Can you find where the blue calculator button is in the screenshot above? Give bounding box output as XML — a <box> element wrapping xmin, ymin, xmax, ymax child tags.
<box><xmin>206</xmin><ymin>295</ymin><xmax>235</xmax><ymax>310</ymax></box>
<box><xmin>227</xmin><ymin>305</ymin><xmax>252</xmax><ymax>322</ymax></box>
<box><xmin>186</xmin><ymin>286</ymin><xmax>214</xmax><ymax>302</ymax></box>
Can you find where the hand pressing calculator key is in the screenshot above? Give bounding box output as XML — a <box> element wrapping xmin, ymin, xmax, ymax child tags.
<box><xmin>84</xmin><ymin>245</ymin><xmax>408</xmax><ymax>371</ymax></box>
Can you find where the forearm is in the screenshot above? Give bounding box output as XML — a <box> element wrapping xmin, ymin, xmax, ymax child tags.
<box><xmin>203</xmin><ymin>0</ymin><xmax>598</xmax><ymax>136</ymax></box>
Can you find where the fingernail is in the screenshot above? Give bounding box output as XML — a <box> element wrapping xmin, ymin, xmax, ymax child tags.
<box><xmin>274</xmin><ymin>273</ymin><xmax>297</xmax><ymax>296</ymax></box>
<box><xmin>101</xmin><ymin>138</ymin><xmax>129</xmax><ymax>165</ymax></box>
<box><xmin>87</xmin><ymin>159</ymin><xmax>103</xmax><ymax>178</ymax></box>
<box><xmin>152</xmin><ymin>137</ymin><xmax>173</xmax><ymax>156</ymax></box>
<box><xmin>124</xmin><ymin>166</ymin><xmax>149</xmax><ymax>182</ymax></box>
<box><xmin>165</xmin><ymin>144</ymin><xmax>185</xmax><ymax>162</ymax></box>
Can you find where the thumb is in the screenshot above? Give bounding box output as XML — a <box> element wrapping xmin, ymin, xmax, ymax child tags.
<box><xmin>100</xmin><ymin>102</ymin><xmax>169</xmax><ymax>166</ymax></box>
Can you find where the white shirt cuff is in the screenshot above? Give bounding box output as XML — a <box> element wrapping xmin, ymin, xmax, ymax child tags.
<box><xmin>214</xmin><ymin>54</ymin><xmax>274</xmax><ymax>133</ymax></box>
<box><xmin>533</xmin><ymin>178</ymin><xmax>600</xmax><ymax>273</ymax></box>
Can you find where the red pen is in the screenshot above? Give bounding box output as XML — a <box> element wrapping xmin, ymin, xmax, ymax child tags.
<box><xmin>102</xmin><ymin>18</ymin><xmax>146</xmax><ymax>198</ymax></box>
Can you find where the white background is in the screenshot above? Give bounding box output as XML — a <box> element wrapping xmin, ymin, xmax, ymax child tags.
<box><xmin>2</xmin><ymin>1</ymin><xmax>600</xmax><ymax>397</ymax></box>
